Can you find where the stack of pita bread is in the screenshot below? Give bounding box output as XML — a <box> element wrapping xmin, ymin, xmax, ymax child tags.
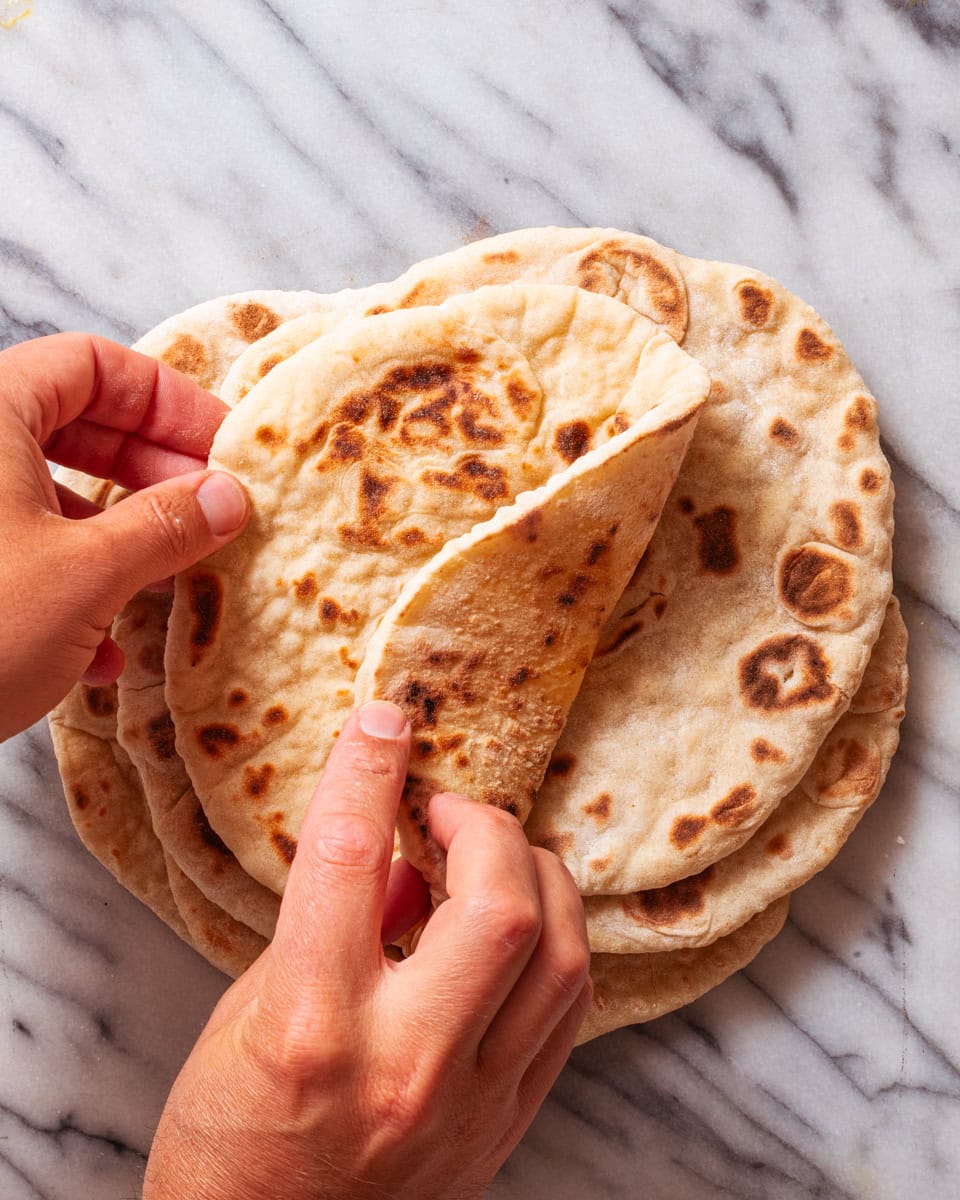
<box><xmin>48</xmin><ymin>228</ymin><xmax>906</xmax><ymax>1044</ymax></box>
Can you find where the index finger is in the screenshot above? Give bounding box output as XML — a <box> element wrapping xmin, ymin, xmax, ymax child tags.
<box><xmin>2</xmin><ymin>332</ymin><xmax>229</xmax><ymax>479</ymax></box>
<box><xmin>267</xmin><ymin>702</ymin><xmax>411</xmax><ymax>1001</ymax></box>
<box><xmin>392</xmin><ymin>794</ymin><xmax>543</xmax><ymax>1047</ymax></box>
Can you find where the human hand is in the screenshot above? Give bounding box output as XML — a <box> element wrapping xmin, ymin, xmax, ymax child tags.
<box><xmin>0</xmin><ymin>332</ymin><xmax>249</xmax><ymax>740</ymax></box>
<box><xmin>144</xmin><ymin>701</ymin><xmax>592</xmax><ymax>1200</ymax></box>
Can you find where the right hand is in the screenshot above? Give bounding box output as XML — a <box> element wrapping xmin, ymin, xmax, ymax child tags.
<box><xmin>143</xmin><ymin>700</ymin><xmax>592</xmax><ymax>1200</ymax></box>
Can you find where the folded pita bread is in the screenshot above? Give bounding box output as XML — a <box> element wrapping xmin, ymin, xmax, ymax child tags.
<box><xmin>355</xmin><ymin>330</ymin><xmax>707</xmax><ymax>888</ymax></box>
<box><xmin>166</xmin><ymin>283</ymin><xmax>709</xmax><ymax>894</ymax></box>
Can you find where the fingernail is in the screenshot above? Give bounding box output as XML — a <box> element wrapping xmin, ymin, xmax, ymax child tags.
<box><xmin>197</xmin><ymin>473</ymin><xmax>248</xmax><ymax>535</ymax></box>
<box><xmin>359</xmin><ymin>701</ymin><xmax>408</xmax><ymax>740</ymax></box>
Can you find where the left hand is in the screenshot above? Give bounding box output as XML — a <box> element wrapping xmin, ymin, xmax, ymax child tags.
<box><xmin>0</xmin><ymin>332</ymin><xmax>250</xmax><ymax>740</ymax></box>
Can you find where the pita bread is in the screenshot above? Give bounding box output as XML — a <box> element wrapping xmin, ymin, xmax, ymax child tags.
<box><xmin>112</xmin><ymin>588</ymin><xmax>406</xmax><ymax>953</ymax></box>
<box><xmin>583</xmin><ymin>597</ymin><xmax>906</xmax><ymax>952</ymax></box>
<box><xmin>166</xmin><ymin>283</ymin><xmax>709</xmax><ymax>893</ymax></box>
<box><xmin>355</xmin><ymin>354</ymin><xmax>706</xmax><ymax>886</ymax></box>
<box><xmin>50</xmin><ymin>660</ymin><xmax>270</xmax><ymax>978</ymax></box>
<box><xmin>52</xmin><ymin>447</ymin><xmax>280</xmax><ymax>971</ymax></box>
<box><xmin>113</xmin><ymin>592</ymin><xmax>281</xmax><ymax>939</ymax></box>
<box><xmin>509</xmin><ymin>238</ymin><xmax>892</xmax><ymax>893</ymax></box>
<box><xmin>164</xmin><ymin>856</ymin><xmax>267</xmax><ymax>978</ymax></box>
<box><xmin>45</xmin><ymin>228</ymin><xmax>898</xmax><ymax>1026</ymax></box>
<box><xmin>66</xmin><ymin>299</ymin><xmax>393</xmax><ymax>955</ymax></box>
<box><xmin>109</xmin><ymin>297</ymin><xmax>298</xmax><ymax>935</ymax></box>
<box><xmin>222</xmin><ymin>311</ymin><xmax>348</xmax><ymax>407</ymax></box>
<box><xmin>233</xmin><ymin>254</ymin><xmax>646</xmax><ymax>403</ymax></box>
<box><xmin>50</xmin><ymin>290</ymin><xmax>306</xmax><ymax>964</ymax></box>
<box><xmin>132</xmin><ymin>289</ymin><xmax>333</xmax><ymax>395</ymax></box>
<box><xmin>48</xmin><ymin>681</ymin><xmax>191</xmax><ymax>943</ymax></box>
<box><xmin>211</xmin><ymin>228</ymin><xmax>894</xmax><ymax>893</ymax></box>
<box><xmin>219</xmin><ymin>227</ymin><xmax>693</xmax><ymax>406</ymax></box>
<box><xmin>577</xmin><ymin>896</ymin><xmax>790</xmax><ymax>1044</ymax></box>
<box><xmin>47</xmin><ymin>471</ymin><xmax>193</xmax><ymax>945</ymax></box>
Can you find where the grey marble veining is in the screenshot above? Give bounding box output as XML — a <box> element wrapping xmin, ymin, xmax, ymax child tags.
<box><xmin>1</xmin><ymin>2</ymin><xmax>958</xmax><ymax>1197</ymax></box>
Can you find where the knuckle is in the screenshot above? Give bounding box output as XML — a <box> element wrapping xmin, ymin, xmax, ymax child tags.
<box><xmin>531</xmin><ymin>845</ymin><xmax>577</xmax><ymax>891</ymax></box>
<box><xmin>308</xmin><ymin>812</ymin><xmax>389</xmax><ymax>876</ymax></box>
<box><xmin>548</xmin><ymin>941</ymin><xmax>592</xmax><ymax>997</ymax></box>
<box><xmin>442</xmin><ymin>1093</ymin><xmax>487</xmax><ymax>1149</ymax></box>
<box><xmin>358</xmin><ymin>1014</ymin><xmax>453</xmax><ymax>1136</ymax></box>
<box><xmin>337</xmin><ymin>738</ymin><xmax>405</xmax><ymax>787</ymax></box>
<box><xmin>369</xmin><ymin>1068</ymin><xmax>434</xmax><ymax>1138</ymax></box>
<box><xmin>253</xmin><ymin>1001</ymin><xmax>352</xmax><ymax>1081</ymax></box>
<box><xmin>143</xmin><ymin>491</ymin><xmax>192</xmax><ymax>560</ymax></box>
<box><xmin>468</xmin><ymin>894</ymin><xmax>541</xmax><ymax>954</ymax></box>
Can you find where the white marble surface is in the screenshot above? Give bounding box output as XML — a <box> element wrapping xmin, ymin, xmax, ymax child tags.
<box><xmin>1</xmin><ymin>1</ymin><xmax>958</xmax><ymax>1197</ymax></box>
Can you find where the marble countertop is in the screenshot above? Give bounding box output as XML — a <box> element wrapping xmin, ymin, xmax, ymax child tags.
<box><xmin>1</xmin><ymin>2</ymin><xmax>958</xmax><ymax>1197</ymax></box>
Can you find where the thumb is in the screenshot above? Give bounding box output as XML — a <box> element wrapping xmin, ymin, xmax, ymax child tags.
<box><xmin>77</xmin><ymin>469</ymin><xmax>249</xmax><ymax>612</ymax></box>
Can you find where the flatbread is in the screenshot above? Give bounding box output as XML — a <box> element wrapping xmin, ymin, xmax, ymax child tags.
<box><xmin>47</xmin><ymin>472</ymin><xmax>193</xmax><ymax>945</ymax></box>
<box><xmin>577</xmin><ymin>895</ymin><xmax>790</xmax><ymax>1044</ymax></box>
<box><xmin>355</xmin><ymin>353</ymin><xmax>706</xmax><ymax>886</ymax></box>
<box><xmin>222</xmin><ymin>311</ymin><xmax>348</xmax><ymax>407</ymax></box>
<box><xmin>132</xmin><ymin>289</ymin><xmax>333</xmax><ymax>395</ymax></box>
<box><xmin>220</xmin><ymin>227</ymin><xmax>693</xmax><ymax>406</ymax></box>
<box><xmin>126</xmin><ymin>296</ymin><xmax>294</xmax><ymax>935</ymax></box>
<box><xmin>166</xmin><ymin>283</ymin><xmax>709</xmax><ymax>893</ymax></box>
<box><xmin>164</xmin><ymin>856</ymin><xmax>268</xmax><ymax>978</ymax></box>
<box><xmin>44</xmin><ymin>229</ymin><xmax>897</xmax><ymax>1023</ymax></box>
<box><xmin>583</xmin><ymin>597</ymin><xmax>906</xmax><ymax>952</ymax></box>
<box><xmin>510</xmin><ymin>238</ymin><xmax>892</xmax><ymax>893</ymax></box>
<box><xmin>48</xmin><ymin>681</ymin><xmax>191</xmax><ymax>943</ymax></box>
<box><xmin>49</xmin><ymin>659</ymin><xmax>271</xmax><ymax>977</ymax></box>
<box><xmin>114</xmin><ymin>592</ymin><xmax>281</xmax><ymax>939</ymax></box>
<box><xmin>212</xmin><ymin>228</ymin><xmax>894</xmax><ymax>894</ymax></box>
